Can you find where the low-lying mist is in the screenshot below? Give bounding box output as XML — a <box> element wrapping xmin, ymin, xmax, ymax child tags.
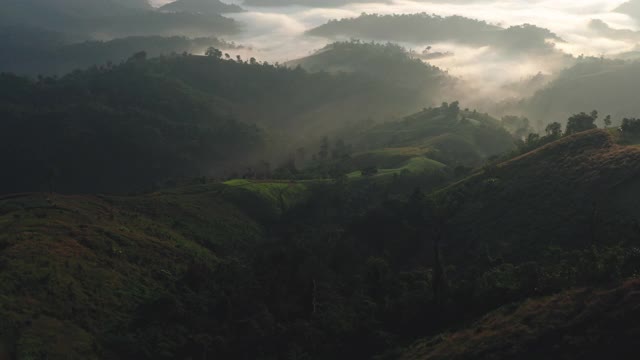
<box><xmin>155</xmin><ymin>0</ymin><xmax>639</xmax><ymax>107</ymax></box>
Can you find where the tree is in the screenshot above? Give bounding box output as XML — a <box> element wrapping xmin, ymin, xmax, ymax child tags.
<box><xmin>332</xmin><ymin>139</ymin><xmax>350</xmax><ymax>160</ymax></box>
<box><xmin>545</xmin><ymin>122</ymin><xmax>562</xmax><ymax>137</ymax></box>
<box><xmin>205</xmin><ymin>47</ymin><xmax>222</xmax><ymax>59</ymax></box>
<box><xmin>525</xmin><ymin>133</ymin><xmax>540</xmax><ymax>145</ymax></box>
<box><xmin>503</xmin><ymin>115</ymin><xmax>531</xmax><ymax>139</ymax></box>
<box><xmin>603</xmin><ymin>115</ymin><xmax>612</xmax><ymax>128</ymax></box>
<box><xmin>565</xmin><ymin>111</ymin><xmax>598</xmax><ymax>135</ymax></box>
<box><xmin>127</xmin><ymin>51</ymin><xmax>147</xmax><ymax>62</ymax></box>
<box><xmin>318</xmin><ymin>137</ymin><xmax>329</xmax><ymax>161</ymax></box>
<box><xmin>446</xmin><ymin>101</ymin><xmax>460</xmax><ymax>119</ymax></box>
<box><xmin>622</xmin><ymin>118</ymin><xmax>640</xmax><ymax>137</ymax></box>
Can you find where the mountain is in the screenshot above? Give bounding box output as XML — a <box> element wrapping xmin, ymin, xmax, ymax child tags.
<box><xmin>0</xmin><ymin>58</ymin><xmax>265</xmax><ymax>194</ymax></box>
<box><xmin>288</xmin><ymin>41</ymin><xmax>453</xmax><ymax>103</ymax></box>
<box><xmin>1</xmin><ymin>0</ymin><xmax>149</xmax><ymax>25</ymax></box>
<box><xmin>307</xmin><ymin>13</ymin><xmax>563</xmax><ymax>53</ymax></box>
<box><xmin>113</xmin><ymin>0</ymin><xmax>153</xmax><ymax>9</ymax></box>
<box><xmin>159</xmin><ymin>0</ymin><xmax>244</xmax><ymax>14</ymax></box>
<box><xmin>0</xmin><ymin>29</ymin><xmax>239</xmax><ymax>75</ymax></box>
<box><xmin>616</xmin><ymin>0</ymin><xmax>640</xmax><ymax>20</ymax></box>
<box><xmin>353</xmin><ymin>104</ymin><xmax>514</xmax><ymax>164</ymax></box>
<box><xmin>0</xmin><ymin>0</ymin><xmax>239</xmax><ymax>39</ymax></box>
<box><xmin>0</xmin><ymin>50</ymin><xmax>459</xmax><ymax>194</ymax></box>
<box><xmin>242</xmin><ymin>0</ymin><xmax>389</xmax><ymax>5</ymax></box>
<box><xmin>513</xmin><ymin>58</ymin><xmax>640</xmax><ymax>125</ymax></box>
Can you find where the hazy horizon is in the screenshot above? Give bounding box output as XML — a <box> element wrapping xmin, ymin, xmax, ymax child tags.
<box><xmin>145</xmin><ymin>1</ymin><xmax>640</xmax><ymax>100</ymax></box>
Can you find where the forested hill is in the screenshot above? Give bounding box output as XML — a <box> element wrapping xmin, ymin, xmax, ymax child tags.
<box><xmin>513</xmin><ymin>58</ymin><xmax>640</xmax><ymax>125</ymax></box>
<box><xmin>159</xmin><ymin>0</ymin><xmax>244</xmax><ymax>14</ymax></box>
<box><xmin>0</xmin><ymin>29</ymin><xmax>239</xmax><ymax>76</ymax></box>
<box><xmin>114</xmin><ymin>46</ymin><xmax>453</xmax><ymax>135</ymax></box>
<box><xmin>0</xmin><ymin>0</ymin><xmax>239</xmax><ymax>39</ymax></box>
<box><xmin>349</xmin><ymin>103</ymin><xmax>515</xmax><ymax>167</ymax></box>
<box><xmin>307</xmin><ymin>13</ymin><xmax>562</xmax><ymax>53</ymax></box>
<box><xmin>2</xmin><ymin>128</ymin><xmax>640</xmax><ymax>359</ymax></box>
<box><xmin>0</xmin><ymin>50</ymin><xmax>454</xmax><ymax>194</ymax></box>
<box><xmin>0</xmin><ymin>58</ymin><xmax>263</xmax><ymax>194</ymax></box>
<box><xmin>242</xmin><ymin>0</ymin><xmax>386</xmax><ymax>6</ymax></box>
<box><xmin>288</xmin><ymin>41</ymin><xmax>451</xmax><ymax>94</ymax></box>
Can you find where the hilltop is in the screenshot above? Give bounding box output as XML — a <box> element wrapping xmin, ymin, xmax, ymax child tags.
<box><xmin>288</xmin><ymin>41</ymin><xmax>452</xmax><ymax>97</ymax></box>
<box><xmin>307</xmin><ymin>13</ymin><xmax>562</xmax><ymax>53</ymax></box>
<box><xmin>0</xmin><ymin>0</ymin><xmax>239</xmax><ymax>40</ymax></box>
<box><xmin>514</xmin><ymin>58</ymin><xmax>640</xmax><ymax>125</ymax></box>
<box><xmin>159</xmin><ymin>0</ymin><xmax>244</xmax><ymax>14</ymax></box>
<box><xmin>349</xmin><ymin>103</ymin><xmax>514</xmax><ymax>167</ymax></box>
<box><xmin>0</xmin><ymin>30</ymin><xmax>238</xmax><ymax>76</ymax></box>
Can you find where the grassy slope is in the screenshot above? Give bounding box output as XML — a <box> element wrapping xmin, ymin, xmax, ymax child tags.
<box><xmin>347</xmin><ymin>155</ymin><xmax>446</xmax><ymax>179</ymax></box>
<box><xmin>435</xmin><ymin>129</ymin><xmax>640</xmax><ymax>263</ymax></box>
<box><xmin>351</xmin><ymin>107</ymin><xmax>515</xmax><ymax>169</ymax></box>
<box><xmin>401</xmin><ymin>278</ymin><xmax>640</xmax><ymax>360</ymax></box>
<box><xmin>0</xmin><ymin>179</ymin><xmax>307</xmax><ymax>358</ymax></box>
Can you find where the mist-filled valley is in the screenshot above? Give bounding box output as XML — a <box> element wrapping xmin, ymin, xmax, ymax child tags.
<box><xmin>3</xmin><ymin>1</ymin><xmax>640</xmax><ymax>359</ymax></box>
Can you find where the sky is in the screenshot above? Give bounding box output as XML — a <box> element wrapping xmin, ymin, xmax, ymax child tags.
<box><xmin>150</xmin><ymin>0</ymin><xmax>640</xmax><ymax>99</ymax></box>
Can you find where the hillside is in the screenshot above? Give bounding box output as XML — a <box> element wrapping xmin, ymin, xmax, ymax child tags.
<box><xmin>1</xmin><ymin>0</ymin><xmax>151</xmax><ymax>20</ymax></box>
<box><xmin>0</xmin><ymin>51</ymin><xmax>458</xmax><ymax>194</ymax></box>
<box><xmin>288</xmin><ymin>102</ymin><xmax>515</xmax><ymax>188</ymax></box>
<box><xmin>2</xmin><ymin>130</ymin><xmax>640</xmax><ymax>359</ymax></box>
<box><xmin>307</xmin><ymin>13</ymin><xmax>562</xmax><ymax>53</ymax></box>
<box><xmin>349</xmin><ymin>103</ymin><xmax>515</xmax><ymax>167</ymax></box>
<box><xmin>0</xmin><ymin>0</ymin><xmax>239</xmax><ymax>39</ymax></box>
<box><xmin>514</xmin><ymin>58</ymin><xmax>640</xmax><ymax>125</ymax></box>
<box><xmin>400</xmin><ymin>279</ymin><xmax>640</xmax><ymax>360</ymax></box>
<box><xmin>616</xmin><ymin>0</ymin><xmax>640</xmax><ymax>20</ymax></box>
<box><xmin>242</xmin><ymin>0</ymin><xmax>382</xmax><ymax>6</ymax></box>
<box><xmin>159</xmin><ymin>0</ymin><xmax>244</xmax><ymax>14</ymax></box>
<box><xmin>0</xmin><ymin>60</ymin><xmax>265</xmax><ymax>194</ymax></box>
<box><xmin>288</xmin><ymin>41</ymin><xmax>451</xmax><ymax>96</ymax></box>
<box><xmin>0</xmin><ymin>184</ymin><xmax>266</xmax><ymax>359</ymax></box>
<box><xmin>0</xmin><ymin>30</ymin><xmax>238</xmax><ymax>75</ymax></box>
<box><xmin>427</xmin><ymin>129</ymin><xmax>640</xmax><ymax>291</ymax></box>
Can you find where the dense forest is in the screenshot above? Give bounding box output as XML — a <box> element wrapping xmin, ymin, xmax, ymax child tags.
<box><xmin>3</xmin><ymin>1</ymin><xmax>640</xmax><ymax>359</ymax></box>
<box><xmin>307</xmin><ymin>13</ymin><xmax>562</xmax><ymax>53</ymax></box>
<box><xmin>0</xmin><ymin>43</ymin><xmax>456</xmax><ymax>194</ymax></box>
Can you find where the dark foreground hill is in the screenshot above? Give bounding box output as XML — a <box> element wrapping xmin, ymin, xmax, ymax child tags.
<box><xmin>2</xmin><ymin>129</ymin><xmax>640</xmax><ymax>359</ymax></box>
<box><xmin>437</xmin><ymin>129</ymin><xmax>640</xmax><ymax>264</ymax></box>
<box><xmin>400</xmin><ymin>278</ymin><xmax>640</xmax><ymax>360</ymax></box>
